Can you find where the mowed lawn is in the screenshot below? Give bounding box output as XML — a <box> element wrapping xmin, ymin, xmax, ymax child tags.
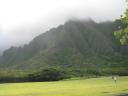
<box><xmin>0</xmin><ymin>77</ymin><xmax>128</xmax><ymax>96</ymax></box>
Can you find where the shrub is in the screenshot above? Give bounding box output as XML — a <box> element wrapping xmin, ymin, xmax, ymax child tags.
<box><xmin>27</xmin><ymin>67</ymin><xmax>69</xmax><ymax>81</ymax></box>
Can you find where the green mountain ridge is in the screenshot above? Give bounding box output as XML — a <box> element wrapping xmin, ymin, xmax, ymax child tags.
<box><xmin>0</xmin><ymin>20</ymin><xmax>128</xmax><ymax>70</ymax></box>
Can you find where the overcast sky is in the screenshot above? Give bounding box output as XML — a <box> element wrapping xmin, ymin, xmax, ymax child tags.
<box><xmin>0</xmin><ymin>0</ymin><xmax>127</xmax><ymax>53</ymax></box>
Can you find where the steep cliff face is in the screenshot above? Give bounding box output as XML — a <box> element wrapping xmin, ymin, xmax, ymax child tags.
<box><xmin>0</xmin><ymin>20</ymin><xmax>128</xmax><ymax>70</ymax></box>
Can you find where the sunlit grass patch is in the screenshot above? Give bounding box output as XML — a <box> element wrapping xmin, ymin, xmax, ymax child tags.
<box><xmin>0</xmin><ymin>76</ymin><xmax>128</xmax><ymax>96</ymax></box>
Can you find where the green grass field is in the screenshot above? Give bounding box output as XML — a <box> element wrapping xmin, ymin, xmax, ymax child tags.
<box><xmin>0</xmin><ymin>77</ymin><xmax>128</xmax><ymax>96</ymax></box>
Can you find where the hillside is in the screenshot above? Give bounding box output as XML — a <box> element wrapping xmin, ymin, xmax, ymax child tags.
<box><xmin>0</xmin><ymin>20</ymin><xmax>128</xmax><ymax>71</ymax></box>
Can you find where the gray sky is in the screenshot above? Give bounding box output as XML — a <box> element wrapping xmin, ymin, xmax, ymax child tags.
<box><xmin>0</xmin><ymin>0</ymin><xmax>127</xmax><ymax>53</ymax></box>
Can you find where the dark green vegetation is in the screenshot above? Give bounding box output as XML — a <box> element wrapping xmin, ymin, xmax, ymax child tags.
<box><xmin>0</xmin><ymin>20</ymin><xmax>128</xmax><ymax>82</ymax></box>
<box><xmin>27</xmin><ymin>67</ymin><xmax>69</xmax><ymax>82</ymax></box>
<box><xmin>0</xmin><ymin>68</ymin><xmax>70</xmax><ymax>82</ymax></box>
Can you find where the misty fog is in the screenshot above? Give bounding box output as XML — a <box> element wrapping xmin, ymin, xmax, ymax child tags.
<box><xmin>0</xmin><ymin>0</ymin><xmax>126</xmax><ymax>55</ymax></box>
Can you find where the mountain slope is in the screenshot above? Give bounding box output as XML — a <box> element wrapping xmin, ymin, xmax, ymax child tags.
<box><xmin>0</xmin><ymin>20</ymin><xmax>128</xmax><ymax>70</ymax></box>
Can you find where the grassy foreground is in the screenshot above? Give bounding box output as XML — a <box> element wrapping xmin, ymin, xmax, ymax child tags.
<box><xmin>0</xmin><ymin>77</ymin><xmax>128</xmax><ymax>96</ymax></box>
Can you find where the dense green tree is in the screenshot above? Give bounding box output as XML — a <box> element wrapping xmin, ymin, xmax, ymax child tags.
<box><xmin>27</xmin><ymin>67</ymin><xmax>69</xmax><ymax>81</ymax></box>
<box><xmin>114</xmin><ymin>0</ymin><xmax>128</xmax><ymax>44</ymax></box>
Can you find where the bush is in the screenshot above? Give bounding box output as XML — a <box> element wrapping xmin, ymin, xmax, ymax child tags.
<box><xmin>86</xmin><ymin>68</ymin><xmax>102</xmax><ymax>76</ymax></box>
<box><xmin>27</xmin><ymin>67</ymin><xmax>69</xmax><ymax>81</ymax></box>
